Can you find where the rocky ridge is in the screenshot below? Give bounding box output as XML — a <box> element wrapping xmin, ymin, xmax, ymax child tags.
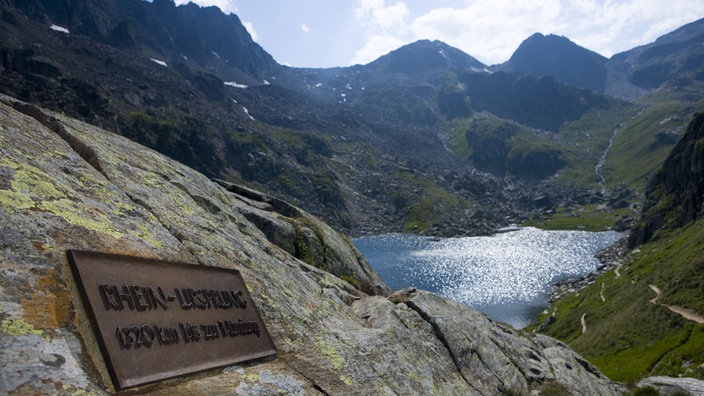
<box><xmin>0</xmin><ymin>94</ymin><xmax>620</xmax><ymax>395</ymax></box>
<box><xmin>629</xmin><ymin>112</ymin><xmax>704</xmax><ymax>247</ymax></box>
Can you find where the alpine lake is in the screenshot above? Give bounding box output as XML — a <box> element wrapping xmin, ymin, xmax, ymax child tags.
<box><xmin>353</xmin><ymin>227</ymin><xmax>622</xmax><ymax>329</ymax></box>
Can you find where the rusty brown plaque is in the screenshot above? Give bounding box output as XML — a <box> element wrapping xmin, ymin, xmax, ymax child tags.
<box><xmin>67</xmin><ymin>250</ymin><xmax>277</xmax><ymax>390</ymax></box>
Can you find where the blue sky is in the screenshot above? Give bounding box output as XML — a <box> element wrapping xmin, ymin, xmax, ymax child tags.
<box><xmin>173</xmin><ymin>0</ymin><xmax>703</xmax><ymax>68</ymax></box>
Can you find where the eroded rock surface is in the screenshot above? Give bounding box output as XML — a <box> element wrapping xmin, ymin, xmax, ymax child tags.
<box><xmin>0</xmin><ymin>95</ymin><xmax>621</xmax><ymax>395</ymax></box>
<box><xmin>637</xmin><ymin>375</ymin><xmax>704</xmax><ymax>395</ymax></box>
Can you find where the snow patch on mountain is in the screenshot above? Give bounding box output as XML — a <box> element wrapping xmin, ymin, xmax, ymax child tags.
<box><xmin>225</xmin><ymin>81</ymin><xmax>248</xmax><ymax>89</ymax></box>
<box><xmin>150</xmin><ymin>58</ymin><xmax>168</xmax><ymax>67</ymax></box>
<box><xmin>50</xmin><ymin>24</ymin><xmax>69</xmax><ymax>34</ymax></box>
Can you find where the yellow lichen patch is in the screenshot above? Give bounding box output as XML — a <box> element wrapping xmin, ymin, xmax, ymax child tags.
<box><xmin>0</xmin><ymin>318</ymin><xmax>44</xmax><ymax>336</ymax></box>
<box><xmin>166</xmin><ymin>190</ymin><xmax>197</xmax><ymax>217</ymax></box>
<box><xmin>129</xmin><ymin>222</ymin><xmax>165</xmax><ymax>249</ymax></box>
<box><xmin>339</xmin><ymin>375</ymin><xmax>353</xmax><ymax>385</ymax></box>
<box><xmin>10</xmin><ymin>161</ymin><xmax>64</xmax><ymax>200</ymax></box>
<box><xmin>0</xmin><ymin>189</ymin><xmax>35</xmax><ymax>212</ymax></box>
<box><xmin>0</xmin><ymin>156</ymin><xmax>20</xmax><ymax>170</ymax></box>
<box><xmin>281</xmin><ymin>337</ymin><xmax>305</xmax><ymax>351</ymax></box>
<box><xmin>76</xmin><ymin>171</ymin><xmax>119</xmax><ymax>202</ymax></box>
<box><xmin>39</xmin><ymin>199</ymin><xmax>125</xmax><ymax>239</ymax></box>
<box><xmin>0</xmin><ymin>148</ymin><xmax>137</xmax><ymax>241</ymax></box>
<box><xmin>60</xmin><ymin>383</ymin><xmax>100</xmax><ymax>396</ymax></box>
<box><xmin>315</xmin><ymin>340</ymin><xmax>346</xmax><ymax>370</ymax></box>
<box><xmin>0</xmin><ymin>159</ymin><xmax>39</xmax><ymax>212</ymax></box>
<box><xmin>112</xmin><ymin>201</ymin><xmax>135</xmax><ymax>216</ymax></box>
<box><xmin>241</xmin><ymin>372</ymin><xmax>260</xmax><ymax>382</ymax></box>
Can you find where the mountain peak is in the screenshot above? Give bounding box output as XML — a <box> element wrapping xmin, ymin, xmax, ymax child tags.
<box><xmin>9</xmin><ymin>0</ymin><xmax>278</xmax><ymax>82</ymax></box>
<box><xmin>525</xmin><ymin>32</ymin><xmax>570</xmax><ymax>43</ymax></box>
<box><xmin>368</xmin><ymin>39</ymin><xmax>486</xmax><ymax>74</ymax></box>
<box><xmin>499</xmin><ymin>32</ymin><xmax>607</xmax><ymax>91</ymax></box>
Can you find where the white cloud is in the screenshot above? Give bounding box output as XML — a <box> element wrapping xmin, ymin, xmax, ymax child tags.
<box><xmin>355</xmin><ymin>0</ymin><xmax>410</xmax><ymax>33</ymax></box>
<box><xmin>242</xmin><ymin>20</ymin><xmax>258</xmax><ymax>41</ymax></box>
<box><xmin>351</xmin><ymin>0</ymin><xmax>565</xmax><ymax>65</ymax></box>
<box><xmin>173</xmin><ymin>0</ymin><xmax>237</xmax><ymax>14</ymax></box>
<box><xmin>351</xmin><ymin>35</ymin><xmax>407</xmax><ymax>65</ymax></box>
<box><xmin>351</xmin><ymin>0</ymin><xmax>700</xmax><ymax>66</ymax></box>
<box><xmin>409</xmin><ymin>0</ymin><xmax>564</xmax><ymax>64</ymax></box>
<box><xmin>557</xmin><ymin>0</ymin><xmax>700</xmax><ymax>58</ymax></box>
<box><xmin>301</xmin><ymin>23</ymin><xmax>310</xmax><ymax>33</ymax></box>
<box><xmin>351</xmin><ymin>0</ymin><xmax>412</xmax><ymax>64</ymax></box>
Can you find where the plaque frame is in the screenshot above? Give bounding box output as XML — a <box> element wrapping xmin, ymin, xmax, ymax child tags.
<box><xmin>67</xmin><ymin>250</ymin><xmax>277</xmax><ymax>390</ymax></box>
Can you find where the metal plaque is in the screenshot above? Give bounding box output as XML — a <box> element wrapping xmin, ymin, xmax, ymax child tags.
<box><xmin>67</xmin><ymin>250</ymin><xmax>277</xmax><ymax>390</ymax></box>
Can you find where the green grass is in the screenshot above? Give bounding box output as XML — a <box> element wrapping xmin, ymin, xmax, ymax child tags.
<box><xmin>393</xmin><ymin>170</ymin><xmax>464</xmax><ymax>234</ymax></box>
<box><xmin>603</xmin><ymin>85</ymin><xmax>704</xmax><ymax>192</ymax></box>
<box><xmin>532</xmin><ymin>218</ymin><xmax>704</xmax><ymax>383</ymax></box>
<box><xmin>445</xmin><ymin>103</ymin><xmax>652</xmax><ymax>192</ymax></box>
<box><xmin>445</xmin><ymin>117</ymin><xmax>474</xmax><ymax>157</ymax></box>
<box><xmin>524</xmin><ymin>205</ymin><xmax>633</xmax><ymax>232</ymax></box>
<box><xmin>553</xmin><ymin>104</ymin><xmax>641</xmax><ymax>188</ymax></box>
<box><xmin>605</xmin><ymin>103</ymin><xmax>687</xmax><ymax>191</ymax></box>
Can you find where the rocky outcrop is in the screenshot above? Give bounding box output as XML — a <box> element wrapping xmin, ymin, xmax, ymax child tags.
<box><xmin>213</xmin><ymin>178</ymin><xmax>390</xmax><ymax>297</ymax></box>
<box><xmin>0</xmin><ymin>95</ymin><xmax>621</xmax><ymax>395</ymax></box>
<box><xmin>637</xmin><ymin>376</ymin><xmax>704</xmax><ymax>395</ymax></box>
<box><xmin>507</xmin><ymin>148</ymin><xmax>566</xmax><ymax>179</ymax></box>
<box><xmin>629</xmin><ymin>112</ymin><xmax>704</xmax><ymax>247</ymax></box>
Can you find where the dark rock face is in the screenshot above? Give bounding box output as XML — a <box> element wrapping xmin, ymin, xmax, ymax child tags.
<box><xmin>6</xmin><ymin>0</ymin><xmax>279</xmax><ymax>81</ymax></box>
<box><xmin>629</xmin><ymin>113</ymin><xmax>704</xmax><ymax>247</ymax></box>
<box><xmin>507</xmin><ymin>148</ymin><xmax>566</xmax><ymax>179</ymax></box>
<box><xmin>458</xmin><ymin>72</ymin><xmax>611</xmax><ymax>132</ymax></box>
<box><xmin>467</xmin><ymin>131</ymin><xmax>510</xmax><ymax>173</ymax></box>
<box><xmin>499</xmin><ymin>33</ymin><xmax>608</xmax><ymax>92</ymax></box>
<box><xmin>0</xmin><ymin>95</ymin><xmax>621</xmax><ymax>395</ymax></box>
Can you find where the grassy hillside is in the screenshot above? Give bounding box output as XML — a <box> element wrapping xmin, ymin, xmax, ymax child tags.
<box><xmin>554</xmin><ymin>103</ymin><xmax>641</xmax><ymax>188</ymax></box>
<box><xmin>524</xmin><ymin>205</ymin><xmax>633</xmax><ymax>232</ymax></box>
<box><xmin>532</xmin><ymin>218</ymin><xmax>704</xmax><ymax>383</ymax></box>
<box><xmin>445</xmin><ymin>110</ymin><xmax>613</xmax><ymax>181</ymax></box>
<box><xmin>603</xmin><ymin>83</ymin><xmax>704</xmax><ymax>192</ymax></box>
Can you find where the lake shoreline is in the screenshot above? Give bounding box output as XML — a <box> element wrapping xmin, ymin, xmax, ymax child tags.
<box><xmin>548</xmin><ymin>236</ymin><xmax>628</xmax><ymax>303</ymax></box>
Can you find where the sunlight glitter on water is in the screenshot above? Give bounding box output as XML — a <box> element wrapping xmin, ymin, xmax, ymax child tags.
<box><xmin>353</xmin><ymin>227</ymin><xmax>622</xmax><ymax>328</ymax></box>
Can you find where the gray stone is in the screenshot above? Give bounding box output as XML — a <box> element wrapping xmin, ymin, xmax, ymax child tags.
<box><xmin>0</xmin><ymin>95</ymin><xmax>621</xmax><ymax>395</ymax></box>
<box><xmin>638</xmin><ymin>376</ymin><xmax>704</xmax><ymax>395</ymax></box>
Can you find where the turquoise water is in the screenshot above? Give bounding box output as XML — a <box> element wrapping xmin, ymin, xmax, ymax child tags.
<box><xmin>353</xmin><ymin>227</ymin><xmax>622</xmax><ymax>328</ymax></box>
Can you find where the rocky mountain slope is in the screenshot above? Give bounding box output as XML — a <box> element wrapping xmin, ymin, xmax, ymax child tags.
<box><xmin>497</xmin><ymin>19</ymin><xmax>704</xmax><ymax>101</ymax></box>
<box><xmin>0</xmin><ymin>94</ymin><xmax>621</xmax><ymax>395</ymax></box>
<box><xmin>2</xmin><ymin>0</ymin><xmax>701</xmax><ymax>237</ymax></box>
<box><xmin>535</xmin><ymin>113</ymin><xmax>704</xmax><ymax>384</ymax></box>
<box><xmin>606</xmin><ymin>17</ymin><xmax>704</xmax><ymax>99</ymax></box>
<box><xmin>629</xmin><ymin>112</ymin><xmax>704</xmax><ymax>247</ymax></box>
<box><xmin>497</xmin><ymin>33</ymin><xmax>608</xmax><ymax>93</ymax></box>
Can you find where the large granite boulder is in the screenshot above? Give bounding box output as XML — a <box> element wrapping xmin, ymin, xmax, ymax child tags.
<box><xmin>0</xmin><ymin>95</ymin><xmax>621</xmax><ymax>395</ymax></box>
